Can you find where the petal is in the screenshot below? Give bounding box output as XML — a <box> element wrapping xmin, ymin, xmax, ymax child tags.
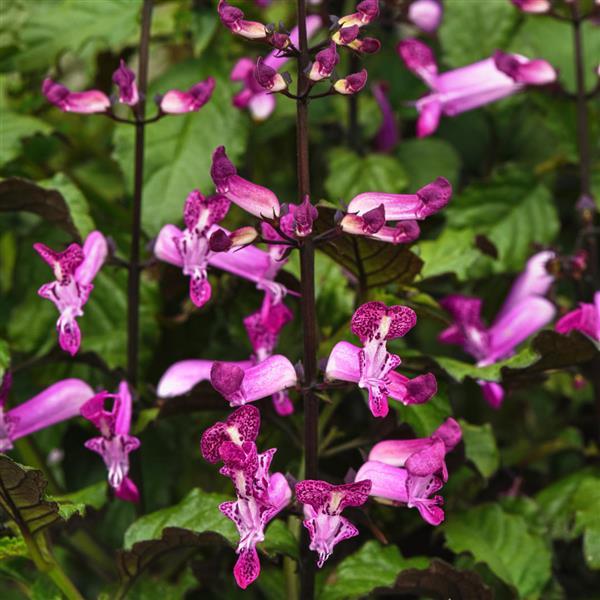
<box><xmin>369</xmin><ymin>439</ymin><xmax>432</xmax><ymax>467</ymax></box>
<box><xmin>112</xmin><ymin>60</ymin><xmax>139</xmax><ymax>106</ymax></box>
<box><xmin>211</xmin><ymin>362</ymin><xmax>246</xmax><ymax>401</ymax></box>
<box><xmin>115</xmin><ymin>477</ymin><xmax>140</xmax><ymax>502</ymax></box>
<box><xmin>494</xmin><ymin>51</ymin><xmax>557</xmax><ymax>85</ymax></box>
<box><xmin>267</xmin><ymin>472</ymin><xmax>292</xmax><ymax>511</ymax></box>
<box><xmin>64</xmin><ymin>90</ymin><xmax>111</xmax><ymax>113</ymax></box>
<box><xmin>408</xmin><ymin>0</ymin><xmax>443</xmax><ymax>33</ymax></box>
<box><xmin>231</xmin><ymin>57</ymin><xmax>255</xmax><ymax>80</ymax></box>
<box><xmin>114</xmin><ymin>381</ymin><xmax>132</xmax><ymax>436</ymax></box>
<box><xmin>487</xmin><ymin>296</ymin><xmax>555</xmax><ymax>362</ymax></box>
<box><xmin>416</xmin><ymin>99</ymin><xmax>442</xmax><ymax>138</ymax></box>
<box><xmin>440</xmin><ymin>295</ymin><xmax>484</xmax><ymax>329</ymax></box>
<box><xmin>479</xmin><ymin>381</ymin><xmax>504</xmax><ymax>409</ymax></box>
<box><xmin>248</xmin><ymin>92</ymin><xmax>276</xmax><ymax>121</ymax></box>
<box><xmin>388</xmin><ymin>372</ymin><xmax>437</xmax><ymax>405</ymax></box>
<box><xmin>372</xmin><ymin>82</ymin><xmax>399</xmax><ymax>153</ymax></box>
<box><xmin>234</xmin><ymin>547</ymin><xmax>261</xmax><ymax>589</ymax></box>
<box><xmin>271</xmin><ymin>391</ymin><xmax>294</xmax><ymax>416</ymax></box>
<box><xmin>296</xmin><ymin>480</ymin><xmax>334</xmax><ymax>510</ymax></box>
<box><xmin>351</xmin><ymin>301</ymin><xmax>416</xmax><ymax>342</ymax></box>
<box><xmin>433</xmin><ymin>417</ymin><xmax>462</xmax><ymax>451</ymax></box>
<box><xmin>405</xmin><ymin>439</ymin><xmax>447</xmax><ymax>479</ymax></box>
<box><xmin>159</xmin><ymin>90</ymin><xmax>195</xmax><ymax>113</ymax></box>
<box><xmin>397</xmin><ymin>39</ymin><xmax>438</xmax><ymax>86</ymax></box>
<box><xmin>76</xmin><ymin>231</ymin><xmax>108</xmax><ymax>286</ymax></box>
<box><xmin>494</xmin><ymin>251</ymin><xmax>555</xmax><ymax>323</ymax></box>
<box><xmin>208</xmin><ymin>240</ymin><xmax>280</xmax><ymax>284</ymax></box>
<box><xmin>154</xmin><ymin>224</ymin><xmax>184</xmax><ymax>266</ymax></box>
<box><xmin>57</xmin><ymin>315</ymin><xmax>81</xmax><ymax>356</ymax></box>
<box><xmin>241</xmin><ymin>355</ymin><xmax>297</xmax><ymax>403</ymax></box>
<box><xmin>9</xmin><ymin>379</ymin><xmax>94</xmax><ymax>440</ymax></box>
<box><xmin>354</xmin><ymin>461</ymin><xmax>409</xmax><ymax>503</ymax></box>
<box><xmin>190</xmin><ymin>274</ymin><xmax>211</xmax><ymax>308</ymax></box>
<box><xmin>324</xmin><ymin>341</ymin><xmax>361</xmax><ymax>383</ymax></box>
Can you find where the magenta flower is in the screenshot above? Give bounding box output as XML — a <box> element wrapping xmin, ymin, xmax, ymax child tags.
<box><xmin>218</xmin><ymin>0</ymin><xmax>268</xmax><ymax>40</ymax></box>
<box><xmin>159</xmin><ymin>77</ymin><xmax>216</xmax><ymax>114</ymax></box>
<box><xmin>211</xmin><ymin>146</ymin><xmax>281</xmax><ymax>218</ymax></box>
<box><xmin>210</xmin><ymin>355</ymin><xmax>297</xmax><ymax>408</ymax></box>
<box><xmin>555</xmin><ymin>291</ymin><xmax>600</xmax><ymax>341</ymax></box>
<box><xmin>42</xmin><ymin>79</ymin><xmax>111</xmax><ymax>114</ymax></box>
<box><xmin>333</xmin><ymin>25</ymin><xmax>381</xmax><ymax>55</ymax></box>
<box><xmin>334</xmin><ymin>69</ymin><xmax>369</xmax><ymax>95</ymax></box>
<box><xmin>308</xmin><ymin>42</ymin><xmax>340</xmax><ymax>82</ymax></box>
<box><xmin>0</xmin><ymin>376</ymin><xmax>94</xmax><ymax>452</ymax></box>
<box><xmin>34</xmin><ymin>231</ymin><xmax>108</xmax><ymax>356</ymax></box>
<box><xmin>295</xmin><ymin>479</ymin><xmax>371</xmax><ymax>567</ymax></box>
<box><xmin>325</xmin><ymin>302</ymin><xmax>437</xmax><ymax>417</ymax></box>
<box><xmin>372</xmin><ymin>82</ymin><xmax>399</xmax><ymax>152</ymax></box>
<box><xmin>231</xmin><ymin>16</ymin><xmax>321</xmax><ymax>121</ymax></box>
<box><xmin>340</xmin><ymin>177</ymin><xmax>451</xmax><ymax>244</ymax></box>
<box><xmin>201</xmin><ymin>406</ymin><xmax>292</xmax><ymax>589</ymax></box>
<box><xmin>254</xmin><ymin>57</ymin><xmax>290</xmax><ymax>93</ymax></box>
<box><xmin>439</xmin><ymin>251</ymin><xmax>556</xmax><ymax>408</ymax></box>
<box><xmin>408</xmin><ymin>0</ymin><xmax>443</xmax><ymax>33</ymax></box>
<box><xmin>337</xmin><ymin>0</ymin><xmax>380</xmax><ymax>28</ymax></box>
<box><xmin>398</xmin><ymin>39</ymin><xmax>557</xmax><ymax>137</ymax></box>
<box><xmin>511</xmin><ymin>0</ymin><xmax>550</xmax><ymax>13</ymax></box>
<box><xmin>81</xmin><ymin>381</ymin><xmax>140</xmax><ymax>503</ymax></box>
<box><xmin>112</xmin><ymin>60</ymin><xmax>139</xmax><ymax>106</ymax></box>
<box><xmin>280</xmin><ymin>195</ymin><xmax>319</xmax><ymax>239</ymax></box>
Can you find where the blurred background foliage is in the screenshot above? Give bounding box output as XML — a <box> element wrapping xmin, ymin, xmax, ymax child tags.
<box><xmin>0</xmin><ymin>0</ymin><xmax>599</xmax><ymax>598</ymax></box>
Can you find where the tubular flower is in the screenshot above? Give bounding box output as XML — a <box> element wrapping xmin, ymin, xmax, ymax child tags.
<box><xmin>439</xmin><ymin>251</ymin><xmax>556</xmax><ymax>408</ymax></box>
<box><xmin>338</xmin><ymin>0</ymin><xmax>380</xmax><ymax>28</ymax></box>
<box><xmin>112</xmin><ymin>60</ymin><xmax>139</xmax><ymax>106</ymax></box>
<box><xmin>42</xmin><ymin>79</ymin><xmax>111</xmax><ymax>114</ymax></box>
<box><xmin>0</xmin><ymin>377</ymin><xmax>94</xmax><ymax>453</ymax></box>
<box><xmin>244</xmin><ymin>293</ymin><xmax>294</xmax><ymax>416</ymax></box>
<box><xmin>325</xmin><ymin>302</ymin><xmax>437</xmax><ymax>418</ymax></box>
<box><xmin>334</xmin><ymin>69</ymin><xmax>368</xmax><ymax>95</ymax></box>
<box><xmin>308</xmin><ymin>42</ymin><xmax>340</xmax><ymax>82</ymax></box>
<box><xmin>211</xmin><ymin>146</ymin><xmax>281</xmax><ymax>218</ymax></box>
<box><xmin>355</xmin><ymin>421</ymin><xmax>461</xmax><ymax>525</ymax></box>
<box><xmin>340</xmin><ymin>177</ymin><xmax>451</xmax><ymax>244</ymax></box>
<box><xmin>218</xmin><ymin>0</ymin><xmax>268</xmax><ymax>40</ymax></box>
<box><xmin>231</xmin><ymin>16</ymin><xmax>321</xmax><ymax>121</ymax></box>
<box><xmin>296</xmin><ymin>480</ymin><xmax>371</xmax><ymax>567</ymax></box>
<box><xmin>510</xmin><ymin>0</ymin><xmax>551</xmax><ymax>13</ymax></box>
<box><xmin>397</xmin><ymin>39</ymin><xmax>557</xmax><ymax>137</ymax></box>
<box><xmin>201</xmin><ymin>406</ymin><xmax>292</xmax><ymax>589</ymax></box>
<box><xmin>81</xmin><ymin>381</ymin><xmax>140</xmax><ymax>503</ymax></box>
<box><xmin>159</xmin><ymin>77</ymin><xmax>216</xmax><ymax>114</ymax></box>
<box><xmin>154</xmin><ymin>188</ymin><xmax>288</xmax><ymax>307</ymax></box>
<box><xmin>34</xmin><ymin>231</ymin><xmax>108</xmax><ymax>356</ymax></box>
<box><xmin>254</xmin><ymin>58</ymin><xmax>289</xmax><ymax>93</ymax></box>
<box><xmin>555</xmin><ymin>291</ymin><xmax>600</xmax><ymax>341</ymax></box>
<box><xmin>373</xmin><ymin>82</ymin><xmax>399</xmax><ymax>152</ymax></box>
<box><xmin>280</xmin><ymin>195</ymin><xmax>319</xmax><ymax>239</ymax></box>
<box><xmin>332</xmin><ymin>25</ymin><xmax>381</xmax><ymax>55</ymax></box>
<box><xmin>408</xmin><ymin>0</ymin><xmax>443</xmax><ymax>33</ymax></box>
<box><xmin>210</xmin><ymin>355</ymin><xmax>297</xmax><ymax>408</ymax></box>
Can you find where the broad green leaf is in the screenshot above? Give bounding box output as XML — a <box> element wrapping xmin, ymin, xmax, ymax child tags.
<box><xmin>417</xmin><ymin>228</ymin><xmax>482</xmax><ymax>281</ymax></box>
<box><xmin>1</xmin><ymin>0</ymin><xmax>142</xmax><ymax>72</ymax></box>
<box><xmin>458</xmin><ymin>420</ymin><xmax>499</xmax><ymax>478</ymax></box>
<box><xmin>113</xmin><ymin>58</ymin><xmax>249</xmax><ymax>235</ymax></box>
<box><xmin>0</xmin><ymin>112</ymin><xmax>51</xmax><ymax>166</ymax></box>
<box><xmin>319</xmin><ymin>541</ymin><xmax>429</xmax><ymax>600</ymax></box>
<box><xmin>0</xmin><ymin>340</ymin><xmax>8</xmax><ymax>381</ymax></box>
<box><xmin>396</xmin><ymin>138</ymin><xmax>462</xmax><ymax>189</ymax></box>
<box><xmin>124</xmin><ymin>567</ymin><xmax>197</xmax><ymax>600</ymax></box>
<box><xmin>393</xmin><ymin>392</ymin><xmax>451</xmax><ymax>437</ymax></box>
<box><xmin>444</xmin><ymin>503</ymin><xmax>552</xmax><ymax>598</ymax></box>
<box><xmin>50</xmin><ymin>481</ymin><xmax>107</xmax><ymax>520</ymax></box>
<box><xmin>258</xmin><ymin>518</ymin><xmax>298</xmax><ymax>560</ymax></box>
<box><xmin>571</xmin><ymin>477</ymin><xmax>600</xmax><ymax>569</ymax></box>
<box><xmin>0</xmin><ymin>536</ymin><xmax>28</xmax><ymax>561</ymax></box>
<box><xmin>439</xmin><ymin>0</ymin><xmax>516</xmax><ymax>67</ymax></box>
<box><xmin>445</xmin><ymin>168</ymin><xmax>559</xmax><ymax>272</ymax></box>
<box><xmin>0</xmin><ymin>177</ymin><xmax>93</xmax><ymax>241</ymax></box>
<box><xmin>325</xmin><ymin>148</ymin><xmax>408</xmax><ymax>201</ymax></box>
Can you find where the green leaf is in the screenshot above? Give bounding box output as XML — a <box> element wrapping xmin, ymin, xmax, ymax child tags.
<box><xmin>113</xmin><ymin>58</ymin><xmax>249</xmax><ymax>235</ymax></box>
<box><xmin>445</xmin><ymin>168</ymin><xmax>559</xmax><ymax>272</ymax></box>
<box><xmin>458</xmin><ymin>420</ymin><xmax>499</xmax><ymax>478</ymax></box>
<box><xmin>319</xmin><ymin>541</ymin><xmax>429</xmax><ymax>600</ymax></box>
<box><xmin>393</xmin><ymin>392</ymin><xmax>452</xmax><ymax>437</ymax></box>
<box><xmin>124</xmin><ymin>489</ymin><xmax>236</xmax><ymax>550</ymax></box>
<box><xmin>0</xmin><ymin>340</ymin><xmax>9</xmax><ymax>381</ymax></box>
<box><xmin>444</xmin><ymin>503</ymin><xmax>552</xmax><ymax>598</ymax></box>
<box><xmin>417</xmin><ymin>228</ymin><xmax>482</xmax><ymax>281</ymax></box>
<box><xmin>439</xmin><ymin>0</ymin><xmax>516</xmax><ymax>67</ymax></box>
<box><xmin>0</xmin><ymin>112</ymin><xmax>51</xmax><ymax>166</ymax></box>
<box><xmin>571</xmin><ymin>477</ymin><xmax>600</xmax><ymax>570</ymax></box>
<box><xmin>258</xmin><ymin>519</ymin><xmax>298</xmax><ymax>560</ymax></box>
<box><xmin>0</xmin><ymin>177</ymin><xmax>94</xmax><ymax>241</ymax></box>
<box><xmin>396</xmin><ymin>138</ymin><xmax>462</xmax><ymax>189</ymax></box>
<box><xmin>325</xmin><ymin>148</ymin><xmax>408</xmax><ymax>201</ymax></box>
<box><xmin>0</xmin><ymin>536</ymin><xmax>28</xmax><ymax>561</ymax></box>
<box><xmin>50</xmin><ymin>481</ymin><xmax>107</xmax><ymax>521</ymax></box>
<box><xmin>1</xmin><ymin>0</ymin><xmax>142</xmax><ymax>72</ymax></box>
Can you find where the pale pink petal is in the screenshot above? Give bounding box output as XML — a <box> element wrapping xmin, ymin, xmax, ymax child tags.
<box><xmin>478</xmin><ymin>381</ymin><xmax>504</xmax><ymax>409</ymax></box>
<box><xmin>355</xmin><ymin>460</ymin><xmax>409</xmax><ymax>503</ymax></box>
<box><xmin>76</xmin><ymin>231</ymin><xmax>108</xmax><ymax>286</ymax></box>
<box><xmin>154</xmin><ymin>224</ymin><xmax>184</xmax><ymax>267</ymax></box>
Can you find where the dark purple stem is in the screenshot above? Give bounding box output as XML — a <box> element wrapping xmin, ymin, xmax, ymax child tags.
<box><xmin>128</xmin><ymin>0</ymin><xmax>153</xmax><ymax>387</ymax></box>
<box><xmin>296</xmin><ymin>1</ymin><xmax>318</xmax><ymax>598</ymax></box>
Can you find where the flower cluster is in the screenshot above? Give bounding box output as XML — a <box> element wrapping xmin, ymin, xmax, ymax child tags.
<box><xmin>439</xmin><ymin>251</ymin><xmax>556</xmax><ymax>408</ymax></box>
<box><xmin>200</xmin><ymin>405</ymin><xmax>291</xmax><ymax>589</ymax></box>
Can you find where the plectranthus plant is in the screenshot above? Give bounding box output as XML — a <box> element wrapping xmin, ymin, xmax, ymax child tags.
<box><xmin>1</xmin><ymin>0</ymin><xmax>599</xmax><ymax>599</ymax></box>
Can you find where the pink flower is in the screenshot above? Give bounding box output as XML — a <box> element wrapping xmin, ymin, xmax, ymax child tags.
<box><xmin>308</xmin><ymin>42</ymin><xmax>340</xmax><ymax>82</ymax></box>
<box><xmin>112</xmin><ymin>60</ymin><xmax>139</xmax><ymax>106</ymax></box>
<box><xmin>201</xmin><ymin>406</ymin><xmax>291</xmax><ymax>589</ymax></box>
<box><xmin>159</xmin><ymin>77</ymin><xmax>215</xmax><ymax>114</ymax></box>
<box><xmin>325</xmin><ymin>302</ymin><xmax>437</xmax><ymax>417</ymax></box>
<box><xmin>337</xmin><ymin>0</ymin><xmax>380</xmax><ymax>28</ymax></box>
<box><xmin>408</xmin><ymin>0</ymin><xmax>443</xmax><ymax>33</ymax></box>
<box><xmin>295</xmin><ymin>479</ymin><xmax>371</xmax><ymax>567</ymax></box>
<box><xmin>555</xmin><ymin>291</ymin><xmax>600</xmax><ymax>341</ymax></box>
<box><xmin>372</xmin><ymin>82</ymin><xmax>399</xmax><ymax>152</ymax></box>
<box><xmin>218</xmin><ymin>0</ymin><xmax>268</xmax><ymax>40</ymax></box>
<box><xmin>439</xmin><ymin>251</ymin><xmax>556</xmax><ymax>408</ymax></box>
<box><xmin>510</xmin><ymin>0</ymin><xmax>551</xmax><ymax>13</ymax></box>
<box><xmin>280</xmin><ymin>195</ymin><xmax>319</xmax><ymax>239</ymax></box>
<box><xmin>398</xmin><ymin>39</ymin><xmax>557</xmax><ymax>137</ymax></box>
<box><xmin>254</xmin><ymin>57</ymin><xmax>289</xmax><ymax>93</ymax></box>
<box><xmin>34</xmin><ymin>231</ymin><xmax>108</xmax><ymax>356</ymax></box>
<box><xmin>81</xmin><ymin>381</ymin><xmax>141</xmax><ymax>502</ymax></box>
<box><xmin>211</xmin><ymin>146</ymin><xmax>281</xmax><ymax>218</ymax></box>
<box><xmin>333</xmin><ymin>25</ymin><xmax>381</xmax><ymax>55</ymax></box>
<box><xmin>340</xmin><ymin>177</ymin><xmax>451</xmax><ymax>244</ymax></box>
<box><xmin>334</xmin><ymin>69</ymin><xmax>369</xmax><ymax>95</ymax></box>
<box><xmin>231</xmin><ymin>16</ymin><xmax>322</xmax><ymax>121</ymax></box>
<box><xmin>42</xmin><ymin>79</ymin><xmax>111</xmax><ymax>114</ymax></box>
<box><xmin>0</xmin><ymin>376</ymin><xmax>94</xmax><ymax>453</ymax></box>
